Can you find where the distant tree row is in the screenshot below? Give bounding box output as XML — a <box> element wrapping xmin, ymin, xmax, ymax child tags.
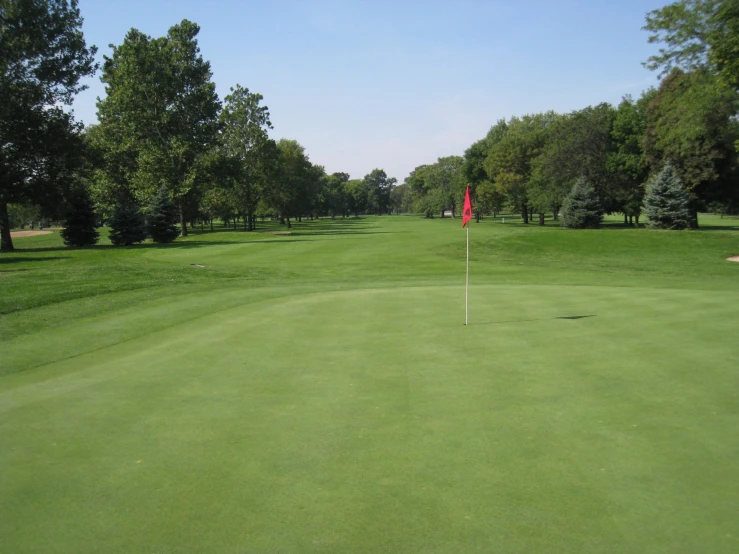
<box><xmin>3</xmin><ymin>0</ymin><xmax>738</xmax><ymax>251</ymax></box>
<box><xmin>400</xmin><ymin>0</ymin><xmax>739</xmax><ymax>229</ymax></box>
<box><xmin>0</xmin><ymin>3</ymin><xmax>398</xmax><ymax>251</ymax></box>
<box><xmin>87</xmin><ymin>19</ymin><xmax>400</xmax><ymax>241</ymax></box>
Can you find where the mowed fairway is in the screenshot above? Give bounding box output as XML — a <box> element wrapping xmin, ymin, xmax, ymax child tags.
<box><xmin>2</xmin><ymin>216</ymin><xmax>739</xmax><ymax>552</ymax></box>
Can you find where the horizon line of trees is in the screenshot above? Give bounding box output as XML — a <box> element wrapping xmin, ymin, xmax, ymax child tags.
<box><xmin>3</xmin><ymin>0</ymin><xmax>739</xmax><ymax>251</ymax></box>
<box><xmin>397</xmin><ymin>0</ymin><xmax>739</xmax><ymax>229</ymax></box>
<box><xmin>0</xmin><ymin>2</ymin><xmax>399</xmax><ymax>252</ymax></box>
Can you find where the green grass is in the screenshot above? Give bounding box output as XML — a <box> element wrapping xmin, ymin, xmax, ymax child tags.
<box><xmin>2</xmin><ymin>215</ymin><xmax>739</xmax><ymax>552</ymax></box>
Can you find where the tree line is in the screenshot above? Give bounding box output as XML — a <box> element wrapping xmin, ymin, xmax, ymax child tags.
<box><xmin>3</xmin><ymin>1</ymin><xmax>739</xmax><ymax>251</ymax></box>
<box><xmin>0</xmin><ymin>2</ymin><xmax>398</xmax><ymax>251</ymax></box>
<box><xmin>397</xmin><ymin>0</ymin><xmax>739</xmax><ymax>229</ymax></box>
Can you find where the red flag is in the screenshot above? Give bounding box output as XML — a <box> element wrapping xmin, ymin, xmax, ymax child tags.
<box><xmin>462</xmin><ymin>186</ymin><xmax>473</xmax><ymax>227</ymax></box>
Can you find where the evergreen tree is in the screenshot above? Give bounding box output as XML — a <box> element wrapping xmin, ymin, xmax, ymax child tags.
<box><xmin>61</xmin><ymin>188</ymin><xmax>100</xmax><ymax>247</ymax></box>
<box><xmin>642</xmin><ymin>164</ymin><xmax>691</xmax><ymax>230</ymax></box>
<box><xmin>109</xmin><ymin>195</ymin><xmax>147</xmax><ymax>246</ymax></box>
<box><xmin>147</xmin><ymin>186</ymin><xmax>180</xmax><ymax>243</ymax></box>
<box><xmin>561</xmin><ymin>178</ymin><xmax>603</xmax><ymax>229</ymax></box>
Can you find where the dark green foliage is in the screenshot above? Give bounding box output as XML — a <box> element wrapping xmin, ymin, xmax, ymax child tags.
<box><xmin>61</xmin><ymin>188</ymin><xmax>99</xmax><ymax>247</ymax></box>
<box><xmin>96</xmin><ymin>20</ymin><xmax>221</xmax><ymax>238</ymax></box>
<box><xmin>560</xmin><ymin>179</ymin><xmax>604</xmax><ymax>229</ymax></box>
<box><xmin>642</xmin><ymin>164</ymin><xmax>691</xmax><ymax>229</ymax></box>
<box><xmin>0</xmin><ymin>0</ymin><xmax>97</xmax><ymax>252</ymax></box>
<box><xmin>109</xmin><ymin>196</ymin><xmax>147</xmax><ymax>246</ymax></box>
<box><xmin>147</xmin><ymin>187</ymin><xmax>180</xmax><ymax>243</ymax></box>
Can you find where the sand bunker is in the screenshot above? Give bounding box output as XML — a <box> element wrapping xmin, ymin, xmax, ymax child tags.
<box><xmin>727</xmin><ymin>256</ymin><xmax>739</xmax><ymax>262</ymax></box>
<box><xmin>10</xmin><ymin>230</ymin><xmax>52</xmax><ymax>238</ymax></box>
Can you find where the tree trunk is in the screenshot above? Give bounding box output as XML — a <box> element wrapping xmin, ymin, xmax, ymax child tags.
<box><xmin>690</xmin><ymin>203</ymin><xmax>699</xmax><ymax>229</ymax></box>
<box><xmin>286</xmin><ymin>215</ymin><xmax>292</xmax><ymax>229</ymax></box>
<box><xmin>538</xmin><ymin>213</ymin><xmax>545</xmax><ymax>225</ymax></box>
<box><xmin>0</xmin><ymin>200</ymin><xmax>14</xmax><ymax>252</ymax></box>
<box><xmin>179</xmin><ymin>199</ymin><xmax>188</xmax><ymax>237</ymax></box>
<box><xmin>440</xmin><ymin>210</ymin><xmax>445</xmax><ymax>218</ymax></box>
<box><xmin>521</xmin><ymin>204</ymin><xmax>529</xmax><ymax>224</ymax></box>
<box><xmin>629</xmin><ymin>215</ymin><xmax>633</xmax><ymax>226</ymax></box>
<box><xmin>298</xmin><ymin>215</ymin><xmax>302</xmax><ymax>223</ymax></box>
<box><xmin>210</xmin><ymin>218</ymin><xmax>214</xmax><ymax>231</ymax></box>
<box><xmin>553</xmin><ymin>210</ymin><xmax>558</xmax><ymax>221</ymax></box>
<box><xmin>624</xmin><ymin>213</ymin><xmax>628</xmax><ymax>225</ymax></box>
<box><xmin>635</xmin><ymin>215</ymin><xmax>640</xmax><ymax>226</ymax></box>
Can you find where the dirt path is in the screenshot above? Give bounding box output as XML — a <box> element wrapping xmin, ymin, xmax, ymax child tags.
<box><xmin>10</xmin><ymin>230</ymin><xmax>52</xmax><ymax>238</ymax></box>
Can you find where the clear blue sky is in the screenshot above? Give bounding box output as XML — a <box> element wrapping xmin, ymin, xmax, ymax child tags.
<box><xmin>74</xmin><ymin>0</ymin><xmax>667</xmax><ymax>182</ymax></box>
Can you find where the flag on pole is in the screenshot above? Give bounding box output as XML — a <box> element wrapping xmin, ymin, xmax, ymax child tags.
<box><xmin>463</xmin><ymin>185</ymin><xmax>472</xmax><ymax>325</ymax></box>
<box><xmin>462</xmin><ymin>186</ymin><xmax>473</xmax><ymax>227</ymax></box>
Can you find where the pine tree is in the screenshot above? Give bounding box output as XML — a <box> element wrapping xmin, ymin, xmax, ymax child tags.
<box><xmin>109</xmin><ymin>194</ymin><xmax>147</xmax><ymax>246</ymax></box>
<box><xmin>147</xmin><ymin>186</ymin><xmax>180</xmax><ymax>243</ymax></box>
<box><xmin>642</xmin><ymin>164</ymin><xmax>691</xmax><ymax>230</ymax></box>
<box><xmin>61</xmin><ymin>187</ymin><xmax>100</xmax><ymax>247</ymax></box>
<box><xmin>561</xmin><ymin>178</ymin><xmax>603</xmax><ymax>229</ymax></box>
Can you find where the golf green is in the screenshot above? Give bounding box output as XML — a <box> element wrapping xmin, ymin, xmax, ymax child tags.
<box><xmin>2</xmin><ymin>216</ymin><xmax>738</xmax><ymax>552</ymax></box>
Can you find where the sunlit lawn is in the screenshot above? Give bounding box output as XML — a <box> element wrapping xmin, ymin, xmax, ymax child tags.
<box><xmin>2</xmin><ymin>214</ymin><xmax>738</xmax><ymax>552</ymax></box>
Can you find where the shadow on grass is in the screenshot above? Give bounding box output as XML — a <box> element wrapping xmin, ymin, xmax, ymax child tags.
<box><xmin>190</xmin><ymin>217</ymin><xmax>379</xmax><ymax>237</ymax></box>
<box><xmin>11</xmin><ymin>238</ymin><xmax>327</xmax><ymax>253</ymax></box>
<box><xmin>471</xmin><ymin>315</ymin><xmax>596</xmax><ymax>325</ymax></box>
<box><xmin>694</xmin><ymin>225</ymin><xmax>739</xmax><ymax>231</ymax></box>
<box><xmin>0</xmin><ymin>256</ymin><xmax>70</xmax><ymax>264</ymax></box>
<box><xmin>290</xmin><ymin>230</ymin><xmax>394</xmax><ymax>236</ymax></box>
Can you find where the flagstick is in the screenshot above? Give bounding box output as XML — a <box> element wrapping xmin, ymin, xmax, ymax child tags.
<box><xmin>465</xmin><ymin>224</ymin><xmax>469</xmax><ymax>325</ymax></box>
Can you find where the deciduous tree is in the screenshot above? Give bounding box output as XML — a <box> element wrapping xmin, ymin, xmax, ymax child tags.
<box><xmin>96</xmin><ymin>20</ymin><xmax>220</xmax><ymax>237</ymax></box>
<box><xmin>0</xmin><ymin>0</ymin><xmax>97</xmax><ymax>251</ymax></box>
<box><xmin>643</xmin><ymin>68</ymin><xmax>739</xmax><ymax>226</ymax></box>
<box><xmin>220</xmin><ymin>85</ymin><xmax>273</xmax><ymax>231</ymax></box>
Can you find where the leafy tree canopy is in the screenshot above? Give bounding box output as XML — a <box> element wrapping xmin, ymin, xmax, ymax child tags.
<box><xmin>1</xmin><ymin>0</ymin><xmax>97</xmax><ymax>251</ymax></box>
<box><xmin>644</xmin><ymin>0</ymin><xmax>739</xmax><ymax>91</ymax></box>
<box><xmin>96</xmin><ymin>19</ymin><xmax>221</xmax><ymax>236</ymax></box>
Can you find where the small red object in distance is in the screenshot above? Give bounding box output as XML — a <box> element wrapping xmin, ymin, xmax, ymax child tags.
<box><xmin>462</xmin><ymin>186</ymin><xmax>473</xmax><ymax>227</ymax></box>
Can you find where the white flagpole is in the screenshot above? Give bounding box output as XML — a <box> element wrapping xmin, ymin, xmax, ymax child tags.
<box><xmin>465</xmin><ymin>224</ymin><xmax>469</xmax><ymax>325</ymax></box>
